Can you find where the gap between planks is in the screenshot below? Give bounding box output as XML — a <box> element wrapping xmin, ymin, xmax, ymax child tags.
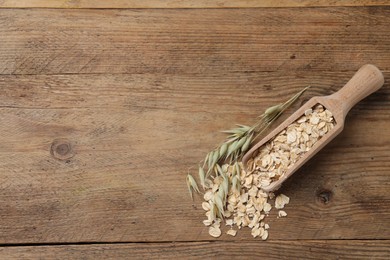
<box><xmin>0</xmin><ymin>0</ymin><xmax>389</xmax><ymax>9</ymax></box>
<box><xmin>1</xmin><ymin>238</ymin><xmax>390</xmax><ymax>247</ymax></box>
<box><xmin>0</xmin><ymin>240</ymin><xmax>389</xmax><ymax>259</ymax></box>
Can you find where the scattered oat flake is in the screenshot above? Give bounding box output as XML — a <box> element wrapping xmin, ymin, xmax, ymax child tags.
<box><xmin>261</xmin><ymin>230</ymin><xmax>269</xmax><ymax>240</ymax></box>
<box><xmin>202</xmin><ymin>202</ymin><xmax>211</xmax><ymax>211</ymax></box>
<box><xmin>213</xmin><ymin>220</ymin><xmax>221</xmax><ymax>228</ymax></box>
<box><xmin>204</xmin><ymin>190</ymin><xmax>213</xmax><ymax>201</ymax></box>
<box><xmin>278</xmin><ymin>210</ymin><xmax>287</xmax><ymax>217</ymax></box>
<box><xmin>227</xmin><ymin>229</ymin><xmax>237</xmax><ymax>237</ymax></box>
<box><xmin>209</xmin><ymin>226</ymin><xmax>222</xmax><ymax>238</ymax></box>
<box><xmin>225</xmin><ymin>219</ymin><xmax>233</xmax><ymax>226</ymax></box>
<box><xmin>263</xmin><ymin>202</ymin><xmax>272</xmax><ymax>213</ymax></box>
<box><xmin>275</xmin><ymin>194</ymin><xmax>290</xmax><ymax>209</ymax></box>
<box><xmin>203</xmin><ymin>219</ymin><xmax>212</xmax><ymax>226</ymax></box>
<box><xmin>251</xmin><ymin>227</ymin><xmax>261</xmax><ymax>238</ymax></box>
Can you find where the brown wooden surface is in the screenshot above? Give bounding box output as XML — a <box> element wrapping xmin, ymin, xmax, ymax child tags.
<box><xmin>0</xmin><ymin>5</ymin><xmax>389</xmax><ymax>259</ymax></box>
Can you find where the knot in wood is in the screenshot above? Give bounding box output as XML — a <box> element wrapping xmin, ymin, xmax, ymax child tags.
<box><xmin>51</xmin><ymin>138</ymin><xmax>74</xmax><ymax>161</ymax></box>
<box><xmin>316</xmin><ymin>189</ymin><xmax>333</xmax><ymax>205</ymax></box>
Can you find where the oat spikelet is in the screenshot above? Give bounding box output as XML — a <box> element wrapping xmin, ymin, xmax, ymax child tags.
<box><xmin>198</xmin><ymin>166</ymin><xmax>206</xmax><ymax>189</ymax></box>
<box><xmin>186</xmin><ymin>174</ymin><xmax>199</xmax><ymax>200</ymax></box>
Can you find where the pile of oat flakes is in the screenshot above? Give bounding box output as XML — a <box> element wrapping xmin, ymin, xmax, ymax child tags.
<box><xmin>201</xmin><ymin>104</ymin><xmax>335</xmax><ymax>239</ymax></box>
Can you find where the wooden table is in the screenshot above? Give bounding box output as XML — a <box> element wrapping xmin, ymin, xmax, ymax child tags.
<box><xmin>0</xmin><ymin>1</ymin><xmax>389</xmax><ymax>259</ymax></box>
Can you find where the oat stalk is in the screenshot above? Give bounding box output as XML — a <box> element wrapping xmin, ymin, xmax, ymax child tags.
<box><xmin>187</xmin><ymin>86</ymin><xmax>310</xmax><ymax>203</ymax></box>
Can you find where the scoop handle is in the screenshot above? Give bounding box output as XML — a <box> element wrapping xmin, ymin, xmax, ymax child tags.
<box><xmin>329</xmin><ymin>64</ymin><xmax>384</xmax><ymax>116</ymax></box>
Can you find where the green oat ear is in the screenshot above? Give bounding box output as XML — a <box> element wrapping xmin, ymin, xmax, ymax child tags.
<box><xmin>219</xmin><ymin>143</ymin><xmax>228</xmax><ymax>159</ymax></box>
<box><xmin>241</xmin><ymin>133</ymin><xmax>253</xmax><ymax>153</ymax></box>
<box><xmin>264</xmin><ymin>104</ymin><xmax>282</xmax><ymax>118</ymax></box>
<box><xmin>213</xmin><ymin>193</ymin><xmax>224</xmax><ymax>218</ymax></box>
<box><xmin>187</xmin><ymin>86</ymin><xmax>310</xmax><ymax>201</ymax></box>
<box><xmin>186</xmin><ymin>174</ymin><xmax>200</xmax><ymax>200</ymax></box>
<box><xmin>198</xmin><ymin>166</ymin><xmax>206</xmax><ymax>190</ymax></box>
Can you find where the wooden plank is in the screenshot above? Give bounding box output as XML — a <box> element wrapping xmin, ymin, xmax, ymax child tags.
<box><xmin>1</xmin><ymin>72</ymin><xmax>389</xmax><ymax>115</ymax></box>
<box><xmin>1</xmin><ymin>0</ymin><xmax>390</xmax><ymax>9</ymax></box>
<box><xmin>1</xmin><ymin>7</ymin><xmax>390</xmax><ymax>75</ymax></box>
<box><xmin>0</xmin><ymin>72</ymin><xmax>389</xmax><ymax>243</ymax></box>
<box><xmin>0</xmin><ymin>241</ymin><xmax>389</xmax><ymax>259</ymax></box>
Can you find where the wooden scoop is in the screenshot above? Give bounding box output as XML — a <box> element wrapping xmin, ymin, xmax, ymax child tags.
<box><xmin>242</xmin><ymin>64</ymin><xmax>384</xmax><ymax>192</ymax></box>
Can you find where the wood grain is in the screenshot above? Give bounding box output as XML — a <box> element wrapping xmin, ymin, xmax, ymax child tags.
<box><xmin>0</xmin><ymin>5</ymin><xmax>389</xmax><ymax>258</ymax></box>
<box><xmin>0</xmin><ymin>72</ymin><xmax>389</xmax><ymax>243</ymax></box>
<box><xmin>1</xmin><ymin>241</ymin><xmax>389</xmax><ymax>259</ymax></box>
<box><xmin>1</xmin><ymin>8</ymin><xmax>390</xmax><ymax>75</ymax></box>
<box><xmin>1</xmin><ymin>0</ymin><xmax>389</xmax><ymax>9</ymax></box>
